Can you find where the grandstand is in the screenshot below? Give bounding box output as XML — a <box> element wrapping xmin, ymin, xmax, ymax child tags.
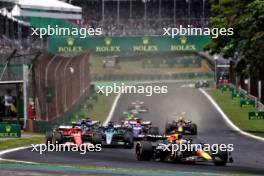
<box><xmin>72</xmin><ymin>0</ymin><xmax>211</xmax><ymax>36</ymax></box>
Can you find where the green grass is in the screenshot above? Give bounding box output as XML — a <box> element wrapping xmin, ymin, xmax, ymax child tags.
<box><xmin>208</xmin><ymin>89</ymin><xmax>264</xmax><ymax>138</ymax></box>
<box><xmin>0</xmin><ymin>136</ymin><xmax>45</xmax><ymax>151</ymax></box>
<box><xmin>73</xmin><ymin>94</ymin><xmax>116</xmax><ymax>123</ymax></box>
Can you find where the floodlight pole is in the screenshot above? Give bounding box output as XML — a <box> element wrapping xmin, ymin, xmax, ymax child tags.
<box><xmin>117</xmin><ymin>0</ymin><xmax>120</xmax><ymax>23</ymax></box>
<box><xmin>129</xmin><ymin>0</ymin><xmax>132</xmax><ymax>19</ymax></box>
<box><xmin>144</xmin><ymin>0</ymin><xmax>147</xmax><ymax>27</ymax></box>
<box><xmin>102</xmin><ymin>0</ymin><xmax>105</xmax><ymax>21</ymax></box>
<box><xmin>159</xmin><ymin>0</ymin><xmax>161</xmax><ymax>27</ymax></box>
<box><xmin>202</xmin><ymin>0</ymin><xmax>205</xmax><ymax>27</ymax></box>
<box><xmin>188</xmin><ymin>0</ymin><xmax>191</xmax><ymax>25</ymax></box>
<box><xmin>173</xmin><ymin>0</ymin><xmax>176</xmax><ymax>24</ymax></box>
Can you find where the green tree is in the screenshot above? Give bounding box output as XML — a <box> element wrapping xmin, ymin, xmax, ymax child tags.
<box><xmin>206</xmin><ymin>0</ymin><xmax>264</xmax><ymax>79</ymax></box>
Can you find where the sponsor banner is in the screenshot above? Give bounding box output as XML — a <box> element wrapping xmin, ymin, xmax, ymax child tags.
<box><xmin>0</xmin><ymin>124</ymin><xmax>21</xmax><ymax>138</ymax></box>
<box><xmin>240</xmin><ymin>99</ymin><xmax>255</xmax><ymax>108</ymax></box>
<box><xmin>231</xmin><ymin>92</ymin><xmax>245</xmax><ymax>99</ymax></box>
<box><xmin>47</xmin><ymin>36</ymin><xmax>211</xmax><ymax>53</ymax></box>
<box><xmin>248</xmin><ymin>111</ymin><xmax>264</xmax><ymax>120</ymax></box>
<box><xmin>220</xmin><ymin>85</ymin><xmax>234</xmax><ymax>93</ymax></box>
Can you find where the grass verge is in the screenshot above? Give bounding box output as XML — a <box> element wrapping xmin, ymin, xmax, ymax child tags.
<box><xmin>73</xmin><ymin>93</ymin><xmax>116</xmax><ymax>123</ymax></box>
<box><xmin>0</xmin><ymin>136</ymin><xmax>44</xmax><ymax>151</ymax></box>
<box><xmin>207</xmin><ymin>89</ymin><xmax>264</xmax><ymax>138</ymax></box>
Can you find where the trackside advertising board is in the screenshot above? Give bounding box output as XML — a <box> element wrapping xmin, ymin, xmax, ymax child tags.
<box><xmin>47</xmin><ymin>36</ymin><xmax>211</xmax><ymax>53</ymax></box>
<box><xmin>0</xmin><ymin>124</ymin><xmax>21</xmax><ymax>138</ymax></box>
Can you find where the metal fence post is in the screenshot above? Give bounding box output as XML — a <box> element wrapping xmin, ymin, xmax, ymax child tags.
<box><xmin>23</xmin><ymin>64</ymin><xmax>29</xmax><ymax>130</ymax></box>
<box><xmin>45</xmin><ymin>56</ymin><xmax>57</xmax><ymax>121</ymax></box>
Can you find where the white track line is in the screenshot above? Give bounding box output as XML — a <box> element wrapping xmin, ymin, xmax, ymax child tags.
<box><xmin>0</xmin><ymin>146</ymin><xmax>31</xmax><ymax>156</ymax></box>
<box><xmin>0</xmin><ymin>146</ymin><xmax>39</xmax><ymax>164</ymax></box>
<box><xmin>103</xmin><ymin>93</ymin><xmax>122</xmax><ymax>126</ymax></box>
<box><xmin>199</xmin><ymin>88</ymin><xmax>264</xmax><ymax>142</ymax></box>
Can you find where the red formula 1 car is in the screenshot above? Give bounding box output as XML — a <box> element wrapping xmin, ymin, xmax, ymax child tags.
<box><xmin>45</xmin><ymin>123</ymin><xmax>102</xmax><ymax>147</ymax></box>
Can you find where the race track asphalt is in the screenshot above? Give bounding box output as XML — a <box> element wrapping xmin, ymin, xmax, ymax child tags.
<box><xmin>2</xmin><ymin>83</ymin><xmax>264</xmax><ymax>175</ymax></box>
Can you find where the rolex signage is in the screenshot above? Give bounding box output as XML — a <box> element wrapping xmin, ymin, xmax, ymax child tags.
<box><xmin>48</xmin><ymin>36</ymin><xmax>211</xmax><ymax>53</ymax></box>
<box><xmin>170</xmin><ymin>36</ymin><xmax>196</xmax><ymax>51</ymax></box>
<box><xmin>95</xmin><ymin>37</ymin><xmax>121</xmax><ymax>52</ymax></box>
<box><xmin>0</xmin><ymin>124</ymin><xmax>21</xmax><ymax>138</ymax></box>
<box><xmin>133</xmin><ymin>37</ymin><xmax>158</xmax><ymax>52</ymax></box>
<box><xmin>57</xmin><ymin>37</ymin><xmax>83</xmax><ymax>53</ymax></box>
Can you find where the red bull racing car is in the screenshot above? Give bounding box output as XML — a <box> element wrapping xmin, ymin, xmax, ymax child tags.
<box><xmin>135</xmin><ymin>134</ymin><xmax>233</xmax><ymax>166</ymax></box>
<box><xmin>165</xmin><ymin>116</ymin><xmax>197</xmax><ymax>135</ymax></box>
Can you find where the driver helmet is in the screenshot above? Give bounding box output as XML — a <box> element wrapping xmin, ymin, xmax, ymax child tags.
<box><xmin>178</xmin><ymin>116</ymin><xmax>185</xmax><ymax>122</ymax></box>
<box><xmin>85</xmin><ymin>118</ymin><xmax>93</xmax><ymax>127</ymax></box>
<box><xmin>135</xmin><ymin>120</ymin><xmax>141</xmax><ymax>127</ymax></box>
<box><xmin>107</xmin><ymin>121</ymin><xmax>114</xmax><ymax>128</ymax></box>
<box><xmin>86</xmin><ymin>118</ymin><xmax>92</xmax><ymax>123</ymax></box>
<box><xmin>168</xmin><ymin>133</ymin><xmax>179</xmax><ymax>142</ymax></box>
<box><xmin>168</xmin><ymin>133</ymin><xmax>183</xmax><ymax>142</ymax></box>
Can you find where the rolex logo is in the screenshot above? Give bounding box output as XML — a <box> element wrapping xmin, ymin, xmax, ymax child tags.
<box><xmin>143</xmin><ymin>37</ymin><xmax>149</xmax><ymax>45</ymax></box>
<box><xmin>180</xmin><ymin>36</ymin><xmax>187</xmax><ymax>45</ymax></box>
<box><xmin>67</xmin><ymin>37</ymin><xmax>74</xmax><ymax>46</ymax></box>
<box><xmin>5</xmin><ymin>125</ymin><xmax>11</xmax><ymax>133</ymax></box>
<box><xmin>105</xmin><ymin>37</ymin><xmax>112</xmax><ymax>45</ymax></box>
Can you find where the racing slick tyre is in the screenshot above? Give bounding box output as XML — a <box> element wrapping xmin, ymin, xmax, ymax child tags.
<box><xmin>53</xmin><ymin>132</ymin><xmax>63</xmax><ymax>144</ymax></box>
<box><xmin>92</xmin><ymin>133</ymin><xmax>102</xmax><ymax>145</ymax></box>
<box><xmin>124</xmin><ymin>131</ymin><xmax>134</xmax><ymax>148</ymax></box>
<box><xmin>46</xmin><ymin>132</ymin><xmax>53</xmax><ymax>145</ymax></box>
<box><xmin>213</xmin><ymin>150</ymin><xmax>228</xmax><ymax>166</ymax></box>
<box><xmin>169</xmin><ymin>150</ymin><xmax>178</xmax><ymax>162</ymax></box>
<box><xmin>189</xmin><ymin>124</ymin><xmax>197</xmax><ymax>135</ymax></box>
<box><xmin>148</xmin><ymin>127</ymin><xmax>159</xmax><ymax>135</ymax></box>
<box><xmin>135</xmin><ymin>141</ymin><xmax>153</xmax><ymax>161</ymax></box>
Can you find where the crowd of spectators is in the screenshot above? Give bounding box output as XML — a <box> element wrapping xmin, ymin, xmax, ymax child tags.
<box><xmin>73</xmin><ymin>0</ymin><xmax>211</xmax><ymax>36</ymax></box>
<box><xmin>0</xmin><ymin>12</ymin><xmax>42</xmax><ymax>57</ymax></box>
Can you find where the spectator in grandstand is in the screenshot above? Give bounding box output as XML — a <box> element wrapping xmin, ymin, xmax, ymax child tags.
<box><xmin>79</xmin><ymin>0</ymin><xmax>210</xmax><ymax>36</ymax></box>
<box><xmin>3</xmin><ymin>89</ymin><xmax>13</xmax><ymax>116</ymax></box>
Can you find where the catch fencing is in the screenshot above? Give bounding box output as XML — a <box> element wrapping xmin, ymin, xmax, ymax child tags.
<box><xmin>34</xmin><ymin>52</ymin><xmax>90</xmax><ymax>121</ymax></box>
